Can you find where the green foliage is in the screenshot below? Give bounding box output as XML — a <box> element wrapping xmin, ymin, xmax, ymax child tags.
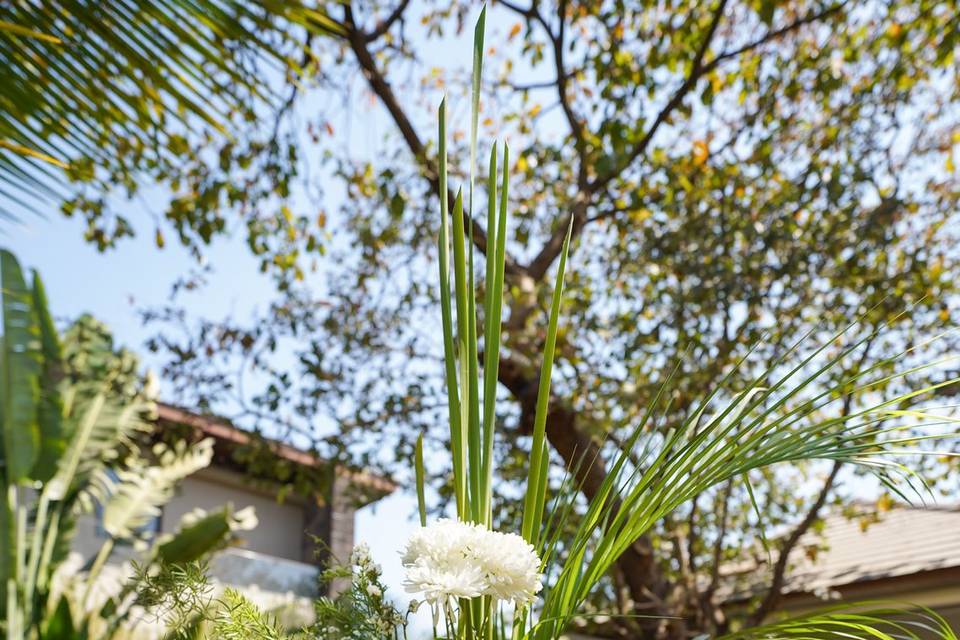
<box><xmin>0</xmin><ymin>1</ymin><xmax>338</xmax><ymax>285</ymax></box>
<box><xmin>0</xmin><ymin>250</ymin><xmax>253</xmax><ymax>639</ymax></box>
<box><xmin>132</xmin><ymin>560</ymin><xmax>214</xmax><ymax>635</ymax></box>
<box><xmin>719</xmin><ymin>603</ymin><xmax>958</xmax><ymax>640</ymax></box>
<box><xmin>212</xmin><ymin>589</ymin><xmax>292</xmax><ymax>640</ymax></box>
<box><xmin>312</xmin><ymin>545</ymin><xmax>406</xmax><ymax>640</ymax></box>
<box><xmin>137</xmin><ymin>542</ymin><xmax>407</xmax><ymax>640</ymax></box>
<box><xmin>4</xmin><ymin>0</ymin><xmax>959</xmax><ymax>636</ymax></box>
<box><xmin>424</xmin><ymin>13</ymin><xmax>959</xmax><ymax>640</ymax></box>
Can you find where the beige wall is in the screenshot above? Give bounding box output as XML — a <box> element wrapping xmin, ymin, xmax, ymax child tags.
<box><xmin>72</xmin><ymin>466</ymin><xmax>311</xmax><ymax>564</ymax></box>
<box><xmin>161</xmin><ymin>467</ymin><xmax>307</xmax><ymax>563</ymax></box>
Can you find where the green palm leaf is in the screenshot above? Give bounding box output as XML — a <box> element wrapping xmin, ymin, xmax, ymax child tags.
<box><xmin>720</xmin><ymin>603</ymin><xmax>959</xmax><ymax>640</ymax></box>
<box><xmin>100</xmin><ymin>438</ymin><xmax>214</xmax><ymax>539</ymax></box>
<box><xmin>1</xmin><ymin>248</ymin><xmax>41</xmax><ymax>482</ymax></box>
<box><xmin>530</xmin><ymin>326</ymin><xmax>958</xmax><ymax>638</ymax></box>
<box><xmin>0</xmin><ymin>1</ymin><xmax>339</xmax><ymax>217</ymax></box>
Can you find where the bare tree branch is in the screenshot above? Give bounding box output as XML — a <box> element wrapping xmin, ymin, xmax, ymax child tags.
<box><xmin>747</xmin><ymin>459</ymin><xmax>843</xmax><ymax>625</ymax></box>
<box><xmin>589</xmin><ymin>0</ymin><xmax>729</xmax><ymax>194</ymax></box>
<box><xmin>526</xmin><ymin>0</ymin><xmax>730</xmax><ymax>282</ymax></box>
<box><xmin>749</xmin><ymin>331</ymin><xmax>873</xmax><ymax>623</ymax></box>
<box><xmin>591</xmin><ymin>0</ymin><xmax>847</xmax><ymax>194</ymax></box>
<box><xmin>364</xmin><ymin>0</ymin><xmax>411</xmax><ymax>42</ymax></box>
<box><xmin>341</xmin><ymin>2</ymin><xmax>524</xmax><ymax>275</ymax></box>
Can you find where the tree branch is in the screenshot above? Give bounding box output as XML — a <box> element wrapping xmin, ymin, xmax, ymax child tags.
<box><xmin>551</xmin><ymin>0</ymin><xmax>588</xmax><ymax>189</ymax></box>
<box><xmin>341</xmin><ymin>2</ymin><xmax>524</xmax><ymax>275</ymax></box>
<box><xmin>498</xmin><ymin>355</ymin><xmax>679</xmax><ymax>637</ymax></box>
<box><xmin>527</xmin><ymin>0</ymin><xmax>731</xmax><ymax>283</ymax></box>
<box><xmin>709</xmin><ymin>1</ymin><xmax>848</xmax><ymax>69</ymax></box>
<box><xmin>590</xmin><ymin>0</ymin><xmax>729</xmax><ymax>194</ymax></box>
<box><xmin>749</xmin><ymin>331</ymin><xmax>871</xmax><ymax>623</ymax></box>
<box><xmin>747</xmin><ymin>459</ymin><xmax>842</xmax><ymax>625</ymax></box>
<box><xmin>363</xmin><ymin>0</ymin><xmax>411</xmax><ymax>42</ymax></box>
<box><xmin>591</xmin><ymin>0</ymin><xmax>847</xmax><ymax>194</ymax></box>
<box><xmin>500</xmin><ymin>0</ymin><xmax>593</xmax><ymax>283</ymax></box>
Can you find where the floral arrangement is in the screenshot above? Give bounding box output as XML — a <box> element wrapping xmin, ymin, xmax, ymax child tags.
<box><xmin>402</xmin><ymin>519</ymin><xmax>543</xmax><ymax>611</ymax></box>
<box><xmin>374</xmin><ymin>6</ymin><xmax>960</xmax><ymax>640</ymax></box>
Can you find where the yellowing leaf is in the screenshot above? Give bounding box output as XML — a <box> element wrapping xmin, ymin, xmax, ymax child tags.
<box><xmin>692</xmin><ymin>140</ymin><xmax>709</xmax><ymax>166</ymax></box>
<box><xmin>508</xmin><ymin>22</ymin><xmax>522</xmax><ymax>40</ymax></box>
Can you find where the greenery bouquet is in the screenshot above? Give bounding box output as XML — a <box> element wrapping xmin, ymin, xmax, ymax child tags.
<box><xmin>319</xmin><ymin>8</ymin><xmax>959</xmax><ymax>640</ymax></box>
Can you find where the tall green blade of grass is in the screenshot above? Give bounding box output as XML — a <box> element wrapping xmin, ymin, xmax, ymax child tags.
<box><xmin>415</xmin><ymin>433</ymin><xmax>427</xmax><ymax>527</ymax></box>
<box><xmin>437</xmin><ymin>99</ymin><xmax>467</xmax><ymax>517</ymax></box>
<box><xmin>520</xmin><ymin>217</ymin><xmax>574</xmax><ymax>546</ymax></box>
<box><xmin>481</xmin><ymin>144</ymin><xmax>509</xmax><ymax>524</ymax></box>
<box><xmin>453</xmin><ymin>189</ymin><xmax>470</xmax><ymax>520</ymax></box>
<box><xmin>467</xmin><ymin>213</ymin><xmax>482</xmax><ymax>524</ymax></box>
<box><xmin>465</xmin><ymin>4</ymin><xmax>487</xmax><ymax>525</ymax></box>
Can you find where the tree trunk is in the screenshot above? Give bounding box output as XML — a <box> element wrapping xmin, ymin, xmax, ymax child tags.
<box><xmin>499</xmin><ymin>359</ymin><xmax>685</xmax><ymax>639</ymax></box>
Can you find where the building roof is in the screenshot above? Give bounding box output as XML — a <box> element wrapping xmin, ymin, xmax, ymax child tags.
<box><xmin>722</xmin><ymin>504</ymin><xmax>960</xmax><ymax>603</ymax></box>
<box><xmin>155</xmin><ymin>402</ymin><xmax>396</xmax><ymax>503</ymax></box>
<box><xmin>780</xmin><ymin>505</ymin><xmax>960</xmax><ymax>596</ymax></box>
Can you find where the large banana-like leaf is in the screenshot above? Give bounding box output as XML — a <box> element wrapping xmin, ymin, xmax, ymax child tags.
<box><xmin>30</xmin><ymin>271</ymin><xmax>68</xmax><ymax>482</ymax></box>
<box><xmin>100</xmin><ymin>438</ymin><xmax>214</xmax><ymax>539</ymax></box>
<box><xmin>1</xmin><ymin>248</ymin><xmax>41</xmax><ymax>482</ymax></box>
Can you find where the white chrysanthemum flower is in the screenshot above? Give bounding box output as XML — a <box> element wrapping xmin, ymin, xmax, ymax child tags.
<box><xmin>401</xmin><ymin>519</ymin><xmax>543</xmax><ymax>607</ymax></box>
<box><xmin>472</xmin><ymin>528</ymin><xmax>543</xmax><ymax>604</ymax></box>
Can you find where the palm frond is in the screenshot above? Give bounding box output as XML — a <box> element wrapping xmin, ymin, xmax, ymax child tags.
<box><xmin>533</xmin><ymin>327</ymin><xmax>958</xmax><ymax>638</ymax></box>
<box><xmin>0</xmin><ymin>0</ymin><xmax>338</xmax><ymax>217</ymax></box>
<box><xmin>720</xmin><ymin>602</ymin><xmax>959</xmax><ymax>640</ymax></box>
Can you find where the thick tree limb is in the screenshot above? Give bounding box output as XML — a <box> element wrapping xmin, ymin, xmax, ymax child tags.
<box><xmin>498</xmin><ymin>355</ymin><xmax>681</xmax><ymax>639</ymax></box>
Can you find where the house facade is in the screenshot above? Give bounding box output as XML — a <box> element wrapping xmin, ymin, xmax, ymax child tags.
<box><xmin>71</xmin><ymin>402</ymin><xmax>394</xmax><ymax>617</ymax></box>
<box><xmin>764</xmin><ymin>505</ymin><xmax>960</xmax><ymax>631</ymax></box>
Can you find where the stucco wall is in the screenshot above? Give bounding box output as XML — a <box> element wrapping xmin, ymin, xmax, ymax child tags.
<box><xmin>72</xmin><ymin>466</ymin><xmax>311</xmax><ymax>564</ymax></box>
<box><xmin>161</xmin><ymin>467</ymin><xmax>307</xmax><ymax>563</ymax></box>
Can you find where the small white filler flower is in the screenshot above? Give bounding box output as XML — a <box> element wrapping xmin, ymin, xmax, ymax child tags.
<box><xmin>401</xmin><ymin>519</ymin><xmax>543</xmax><ymax>608</ymax></box>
